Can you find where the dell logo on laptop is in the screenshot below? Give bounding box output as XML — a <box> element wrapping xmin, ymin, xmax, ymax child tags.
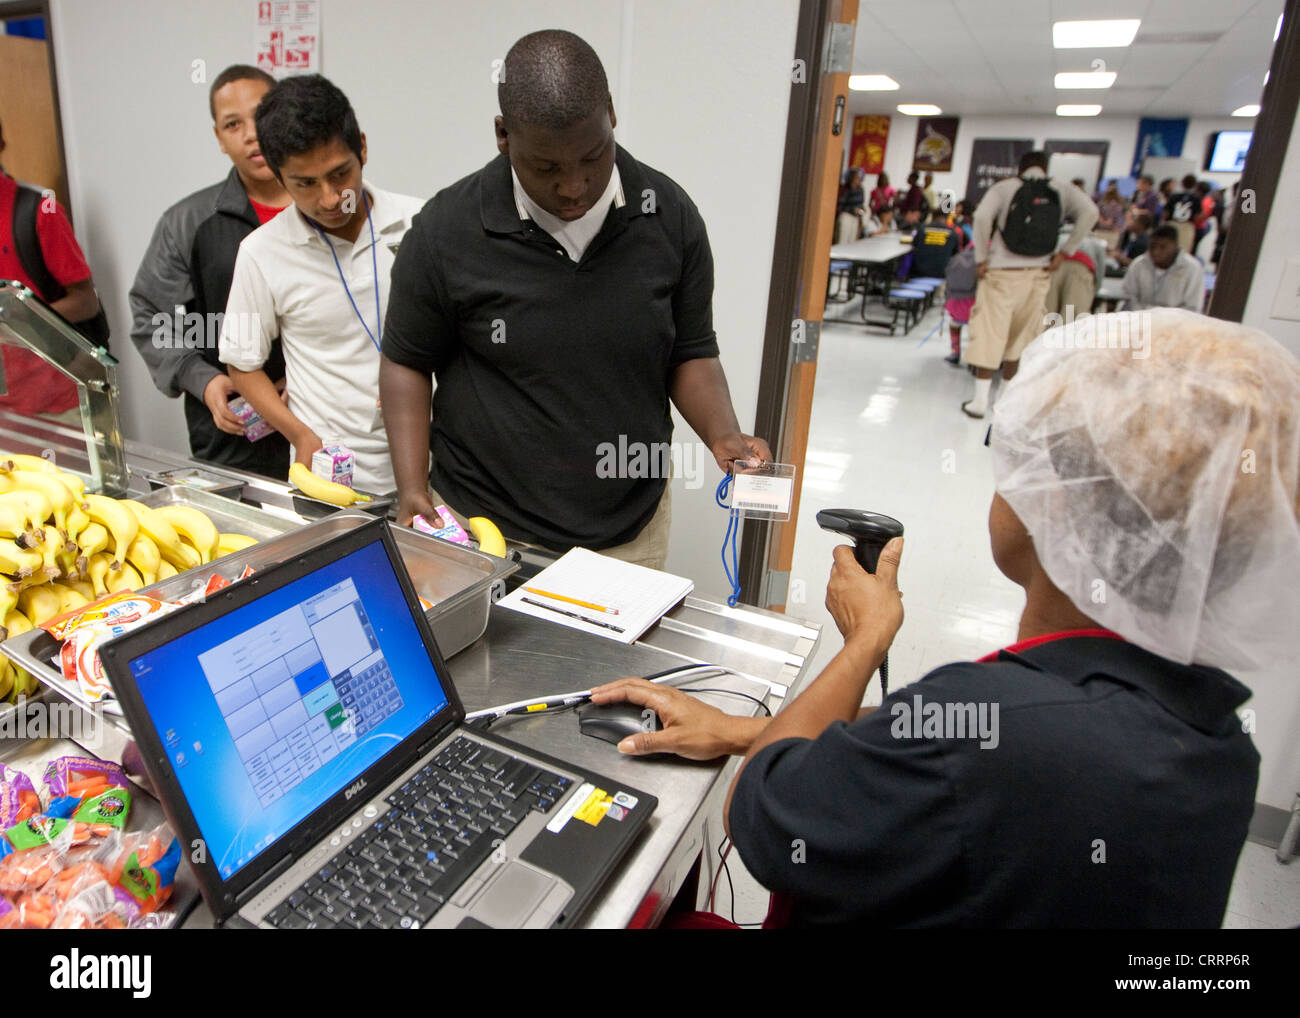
<box><xmin>345</xmin><ymin>779</ymin><xmax>367</xmax><ymax>800</ymax></box>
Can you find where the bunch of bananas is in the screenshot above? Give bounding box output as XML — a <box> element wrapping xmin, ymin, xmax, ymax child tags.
<box><xmin>0</xmin><ymin>453</ymin><xmax>259</xmax><ymax>703</ymax></box>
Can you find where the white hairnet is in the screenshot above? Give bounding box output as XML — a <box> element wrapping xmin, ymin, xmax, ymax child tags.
<box><xmin>990</xmin><ymin>309</ymin><xmax>1300</xmax><ymax>670</ymax></box>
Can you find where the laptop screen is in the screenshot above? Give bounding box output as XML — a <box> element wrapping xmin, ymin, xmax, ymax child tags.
<box><xmin>123</xmin><ymin>536</ymin><xmax>450</xmax><ymax>880</ymax></box>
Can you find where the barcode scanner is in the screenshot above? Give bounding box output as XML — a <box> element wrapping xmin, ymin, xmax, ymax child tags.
<box><xmin>816</xmin><ymin>509</ymin><xmax>905</xmax><ymax>696</ymax></box>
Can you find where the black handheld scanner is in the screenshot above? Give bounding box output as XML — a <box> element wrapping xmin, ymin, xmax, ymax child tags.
<box><xmin>815</xmin><ymin>509</ymin><xmax>904</xmax><ymax>574</ymax></box>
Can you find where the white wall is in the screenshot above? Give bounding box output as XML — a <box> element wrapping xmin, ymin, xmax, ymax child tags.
<box><xmin>1237</xmin><ymin>103</ymin><xmax>1300</xmax><ymax>814</ymax></box>
<box><xmin>46</xmin><ymin>0</ymin><xmax>799</xmax><ymax>598</ymax></box>
<box><xmin>845</xmin><ymin>111</ymin><xmax>1248</xmax><ymax>200</ymax></box>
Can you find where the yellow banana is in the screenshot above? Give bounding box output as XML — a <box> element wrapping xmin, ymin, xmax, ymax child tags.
<box><xmin>155</xmin><ymin>505</ymin><xmax>219</xmax><ymax>563</ymax></box>
<box><xmin>87</xmin><ymin>552</ymin><xmax>115</xmax><ymax>598</ymax></box>
<box><xmin>468</xmin><ymin>517</ymin><xmax>508</xmax><ymax>558</ymax></box>
<box><xmin>82</xmin><ymin>494</ymin><xmax>138</xmax><ymax>567</ymax></box>
<box><xmin>0</xmin><ymin>490</ymin><xmax>52</xmax><ymax>537</ymax></box>
<box><xmin>156</xmin><ymin>559</ymin><xmax>178</xmax><ymax>580</ymax></box>
<box><xmin>217</xmin><ymin>532</ymin><xmax>258</xmax><ymax>555</ymax></box>
<box><xmin>76</xmin><ymin>521</ymin><xmax>110</xmax><ymax>558</ymax></box>
<box><xmin>50</xmin><ymin>582</ymin><xmax>88</xmax><ymax>615</ymax></box>
<box><xmin>126</xmin><ymin>533</ymin><xmax>161</xmax><ymax>579</ymax></box>
<box><xmin>289</xmin><ymin>461</ymin><xmax>370</xmax><ymax>507</ymax></box>
<box><xmin>66</xmin><ymin>579</ymin><xmax>95</xmax><ymax>602</ymax></box>
<box><xmin>51</xmin><ymin>470</ymin><xmax>87</xmax><ymax>504</ymax></box>
<box><xmin>0</xmin><ymin>585</ymin><xmax>19</xmax><ymax>623</ymax></box>
<box><xmin>64</xmin><ymin>506</ymin><xmax>90</xmax><ymax>543</ymax></box>
<box><xmin>18</xmin><ymin>583</ymin><xmax>63</xmax><ymax>626</ymax></box>
<box><xmin>55</xmin><ymin>541</ymin><xmax>79</xmax><ymax>580</ymax></box>
<box><xmin>0</xmin><ymin>538</ymin><xmax>43</xmax><ymax>576</ymax></box>
<box><xmin>0</xmin><ymin>453</ymin><xmax>58</xmax><ymax>474</ymax></box>
<box><xmin>122</xmin><ymin>500</ymin><xmax>200</xmax><ymax>570</ymax></box>
<box><xmin>107</xmin><ymin>561</ymin><xmax>142</xmax><ymax>593</ymax></box>
<box><xmin>0</xmin><ymin>609</ymin><xmax>37</xmax><ymax>700</ymax></box>
<box><xmin>37</xmin><ymin>525</ymin><xmax>62</xmax><ymax>579</ymax></box>
<box><xmin>9</xmin><ymin>470</ymin><xmax>74</xmax><ymax>533</ymax></box>
<box><xmin>0</xmin><ymin>661</ymin><xmax>13</xmax><ymax>703</ymax></box>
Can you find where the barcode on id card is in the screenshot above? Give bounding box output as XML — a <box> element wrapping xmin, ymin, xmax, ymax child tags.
<box><xmin>735</xmin><ymin>500</ymin><xmax>778</xmax><ymax>510</ymax></box>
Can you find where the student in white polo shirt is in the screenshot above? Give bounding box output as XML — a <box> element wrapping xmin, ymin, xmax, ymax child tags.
<box><xmin>218</xmin><ymin>74</ymin><xmax>423</xmax><ymax>492</ymax></box>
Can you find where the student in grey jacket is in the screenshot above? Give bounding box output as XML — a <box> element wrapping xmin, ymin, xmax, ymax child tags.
<box><xmin>1122</xmin><ymin>225</ymin><xmax>1206</xmax><ymax>314</ymax></box>
<box><xmin>128</xmin><ymin>64</ymin><xmax>291</xmax><ymax>478</ymax></box>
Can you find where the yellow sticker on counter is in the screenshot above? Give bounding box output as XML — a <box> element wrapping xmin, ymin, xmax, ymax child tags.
<box><xmin>525</xmin><ymin>703</ymin><xmax>549</xmax><ymax>712</ymax></box>
<box><xmin>573</xmin><ymin>787</ymin><xmax>613</xmax><ymax>827</ymax></box>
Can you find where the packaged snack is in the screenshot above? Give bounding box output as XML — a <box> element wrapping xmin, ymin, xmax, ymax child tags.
<box><xmin>228</xmin><ymin>396</ymin><xmax>273</xmax><ymax>442</ymax></box>
<box><xmin>412</xmin><ymin>505</ymin><xmax>471</xmax><ymax>546</ymax></box>
<box><xmin>109</xmin><ymin>823</ymin><xmax>179</xmax><ymax>914</ymax></box>
<box><xmin>0</xmin><ymin>765</ymin><xmax>40</xmax><ymax>828</ymax></box>
<box><xmin>0</xmin><ymin>840</ymin><xmax>68</xmax><ymax>896</ymax></box>
<box><xmin>43</xmin><ymin>756</ymin><xmax>129</xmax><ymax>803</ymax></box>
<box><xmin>42</xmin><ymin>591</ymin><xmax>177</xmax><ymax>643</ymax></box>
<box><xmin>311</xmin><ymin>443</ymin><xmax>355</xmax><ymax>488</ymax></box>
<box><xmin>50</xmin><ymin>596</ymin><xmax>181</xmax><ymax>701</ymax></box>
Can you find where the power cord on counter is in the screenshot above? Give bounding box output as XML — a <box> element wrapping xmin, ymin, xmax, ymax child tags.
<box><xmin>465</xmin><ymin>663</ymin><xmax>755</xmax><ymax>729</ymax></box>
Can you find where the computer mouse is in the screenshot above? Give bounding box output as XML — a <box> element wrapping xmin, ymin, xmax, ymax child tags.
<box><xmin>577</xmin><ymin>701</ymin><xmax>662</xmax><ymax>745</ymax></box>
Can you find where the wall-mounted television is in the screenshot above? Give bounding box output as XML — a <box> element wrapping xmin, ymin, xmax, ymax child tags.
<box><xmin>1205</xmin><ymin>131</ymin><xmax>1252</xmax><ymax>173</ymax></box>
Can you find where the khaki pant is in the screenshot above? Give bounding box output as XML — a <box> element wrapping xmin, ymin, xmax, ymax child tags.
<box><xmin>965</xmin><ymin>268</ymin><xmax>1052</xmax><ymax>370</ymax></box>
<box><xmin>1172</xmin><ymin>221</ymin><xmax>1196</xmax><ymax>254</ymax></box>
<box><xmin>1044</xmin><ymin>260</ymin><xmax>1096</xmax><ymax>319</ymax></box>
<box><xmin>437</xmin><ymin>483</ymin><xmax>672</xmax><ymax>572</ymax></box>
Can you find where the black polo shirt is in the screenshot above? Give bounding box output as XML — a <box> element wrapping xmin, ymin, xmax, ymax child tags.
<box><xmin>381</xmin><ymin>146</ymin><xmax>720</xmax><ymax>551</ymax></box>
<box><xmin>729</xmin><ymin>635</ymin><xmax>1258</xmax><ymax>928</ymax></box>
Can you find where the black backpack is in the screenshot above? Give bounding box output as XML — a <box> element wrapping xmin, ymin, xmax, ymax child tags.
<box><xmin>10</xmin><ymin>181</ymin><xmax>110</xmax><ymax>346</ymax></box>
<box><xmin>999</xmin><ymin>177</ymin><xmax>1061</xmax><ymax>257</ymax></box>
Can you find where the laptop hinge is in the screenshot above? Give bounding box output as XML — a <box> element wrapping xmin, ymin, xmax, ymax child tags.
<box><xmin>234</xmin><ymin>851</ymin><xmax>297</xmax><ymax>907</ymax></box>
<box><xmin>418</xmin><ymin>718</ymin><xmax>460</xmax><ymax>757</ymax></box>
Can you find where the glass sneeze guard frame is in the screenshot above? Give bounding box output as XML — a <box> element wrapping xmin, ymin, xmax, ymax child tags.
<box><xmin>0</xmin><ymin>281</ymin><xmax>129</xmax><ymax>495</ymax></box>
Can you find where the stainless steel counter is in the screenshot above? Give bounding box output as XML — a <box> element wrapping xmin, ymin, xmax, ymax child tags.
<box><xmin>0</xmin><ymin>413</ymin><xmax>826</xmax><ymax>929</ymax></box>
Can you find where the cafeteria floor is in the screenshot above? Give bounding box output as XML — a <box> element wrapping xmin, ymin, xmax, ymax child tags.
<box><xmin>708</xmin><ymin>297</ymin><xmax>1300</xmax><ymax>929</ymax></box>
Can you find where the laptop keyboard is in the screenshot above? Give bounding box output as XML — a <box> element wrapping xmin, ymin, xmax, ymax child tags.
<box><xmin>264</xmin><ymin>736</ymin><xmax>573</xmax><ymax>929</ymax></box>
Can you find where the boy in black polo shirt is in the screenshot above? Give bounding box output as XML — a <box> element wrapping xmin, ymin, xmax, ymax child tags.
<box><xmin>380</xmin><ymin>30</ymin><xmax>768</xmax><ymax>568</ymax></box>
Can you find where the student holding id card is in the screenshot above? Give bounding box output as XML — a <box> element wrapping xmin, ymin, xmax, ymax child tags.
<box><xmin>219</xmin><ymin>75</ymin><xmax>423</xmax><ymax>493</ymax></box>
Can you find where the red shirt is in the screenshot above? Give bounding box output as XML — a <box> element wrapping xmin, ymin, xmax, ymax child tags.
<box><xmin>248</xmin><ymin>198</ymin><xmax>287</xmax><ymax>225</ymax></box>
<box><xmin>0</xmin><ymin>173</ymin><xmax>93</xmax><ymax>415</ymax></box>
<box><xmin>976</xmin><ymin>627</ymin><xmax>1122</xmax><ymax>663</ymax></box>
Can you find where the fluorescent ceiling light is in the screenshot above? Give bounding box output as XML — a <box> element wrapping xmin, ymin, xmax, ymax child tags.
<box><xmin>1053</xmin><ymin>19</ymin><xmax>1140</xmax><ymax>48</ymax></box>
<box><xmin>1232</xmin><ymin>104</ymin><xmax>1260</xmax><ymax>117</ymax></box>
<box><xmin>1055</xmin><ymin>71</ymin><xmax>1117</xmax><ymax>89</ymax></box>
<box><xmin>849</xmin><ymin>74</ymin><xmax>900</xmax><ymax>91</ymax></box>
<box><xmin>1057</xmin><ymin>104</ymin><xmax>1102</xmax><ymax>116</ymax></box>
<box><xmin>897</xmin><ymin>104</ymin><xmax>942</xmax><ymax>115</ymax></box>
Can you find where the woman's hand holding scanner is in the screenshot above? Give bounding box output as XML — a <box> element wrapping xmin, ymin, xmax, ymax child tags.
<box><xmin>826</xmin><ymin>538</ymin><xmax>904</xmax><ymax>658</ymax></box>
<box><xmin>587</xmin><ymin>677</ymin><xmax>768</xmax><ymax>760</ymax></box>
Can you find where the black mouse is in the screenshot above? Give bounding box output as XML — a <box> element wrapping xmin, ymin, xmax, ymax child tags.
<box><xmin>577</xmin><ymin>701</ymin><xmax>662</xmax><ymax>744</ymax></box>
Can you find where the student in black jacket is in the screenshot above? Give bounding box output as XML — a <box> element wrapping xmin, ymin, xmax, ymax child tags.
<box><xmin>129</xmin><ymin>64</ymin><xmax>292</xmax><ymax>478</ymax></box>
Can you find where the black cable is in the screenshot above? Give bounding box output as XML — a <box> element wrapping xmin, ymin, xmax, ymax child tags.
<box><xmin>716</xmin><ymin>836</ymin><xmax>764</xmax><ymax>927</ymax></box>
<box><xmin>675</xmin><ymin>686</ymin><xmax>772</xmax><ymax>716</ymax></box>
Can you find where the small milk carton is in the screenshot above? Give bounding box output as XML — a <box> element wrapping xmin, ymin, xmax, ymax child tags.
<box><xmin>228</xmin><ymin>397</ymin><xmax>272</xmax><ymax>442</ymax></box>
<box><xmin>412</xmin><ymin>506</ymin><xmax>470</xmax><ymax>546</ymax></box>
<box><xmin>311</xmin><ymin>443</ymin><xmax>355</xmax><ymax>489</ymax></box>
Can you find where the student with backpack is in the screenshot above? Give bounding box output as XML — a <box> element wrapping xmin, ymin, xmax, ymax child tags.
<box><xmin>0</xmin><ymin>118</ymin><xmax>106</xmax><ymax>423</ymax></box>
<box><xmin>961</xmin><ymin>151</ymin><xmax>1098</xmax><ymax>418</ymax></box>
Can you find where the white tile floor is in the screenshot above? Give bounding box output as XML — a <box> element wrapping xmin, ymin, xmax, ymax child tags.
<box><xmin>701</xmin><ymin>296</ymin><xmax>1299</xmax><ymax>929</ymax></box>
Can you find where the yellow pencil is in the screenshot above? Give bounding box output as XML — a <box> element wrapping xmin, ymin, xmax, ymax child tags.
<box><xmin>522</xmin><ymin>586</ymin><xmax>620</xmax><ymax>615</ymax></box>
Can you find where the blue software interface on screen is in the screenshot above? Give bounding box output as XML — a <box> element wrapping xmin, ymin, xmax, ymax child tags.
<box><xmin>127</xmin><ymin>539</ymin><xmax>450</xmax><ymax>879</ymax></box>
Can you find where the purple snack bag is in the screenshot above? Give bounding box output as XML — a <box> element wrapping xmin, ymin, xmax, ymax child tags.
<box><xmin>0</xmin><ymin>765</ymin><xmax>40</xmax><ymax>828</ymax></box>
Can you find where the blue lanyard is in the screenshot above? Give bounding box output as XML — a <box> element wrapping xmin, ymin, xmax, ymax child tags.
<box><xmin>310</xmin><ymin>190</ymin><xmax>382</xmax><ymax>352</ymax></box>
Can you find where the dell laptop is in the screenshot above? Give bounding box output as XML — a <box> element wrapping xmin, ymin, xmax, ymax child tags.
<box><xmin>100</xmin><ymin>515</ymin><xmax>655</xmax><ymax>929</ymax></box>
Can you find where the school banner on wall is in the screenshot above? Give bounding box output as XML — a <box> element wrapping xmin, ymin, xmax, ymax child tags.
<box><xmin>1130</xmin><ymin>118</ymin><xmax>1187</xmax><ymax>175</ymax></box>
<box><xmin>849</xmin><ymin>115</ymin><xmax>890</xmax><ymax>174</ymax></box>
<box><xmin>913</xmin><ymin>116</ymin><xmax>960</xmax><ymax>172</ymax></box>
<box><xmin>964</xmin><ymin>138</ymin><xmax>1033</xmax><ymax>207</ymax></box>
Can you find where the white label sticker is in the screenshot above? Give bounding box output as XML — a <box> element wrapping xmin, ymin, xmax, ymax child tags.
<box><xmin>731</xmin><ymin>473</ymin><xmax>793</xmax><ymax>513</ymax></box>
<box><xmin>546</xmin><ymin>781</ymin><xmax>594</xmax><ymax>835</ymax></box>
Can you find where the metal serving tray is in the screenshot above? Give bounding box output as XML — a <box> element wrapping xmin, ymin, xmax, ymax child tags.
<box><xmin>136</xmin><ymin>484</ymin><xmax>305</xmax><ymax>541</ymax></box>
<box><xmin>0</xmin><ymin>510</ymin><xmax>516</xmax><ymax>753</ymax></box>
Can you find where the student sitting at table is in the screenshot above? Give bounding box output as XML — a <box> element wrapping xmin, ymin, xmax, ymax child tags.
<box><xmin>1122</xmin><ymin>225</ymin><xmax>1205</xmax><ymax>313</ymax></box>
<box><xmin>866</xmin><ymin>206</ymin><xmax>898</xmax><ymax>236</ymax></box>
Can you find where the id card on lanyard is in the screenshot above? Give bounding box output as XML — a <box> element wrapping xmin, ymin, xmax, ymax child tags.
<box><xmin>310</xmin><ymin>191</ymin><xmax>386</xmax><ymax>432</ymax></box>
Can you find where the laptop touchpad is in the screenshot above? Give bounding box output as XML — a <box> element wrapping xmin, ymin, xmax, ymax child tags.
<box><xmin>471</xmin><ymin>862</ymin><xmax>556</xmax><ymax>927</ymax></box>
